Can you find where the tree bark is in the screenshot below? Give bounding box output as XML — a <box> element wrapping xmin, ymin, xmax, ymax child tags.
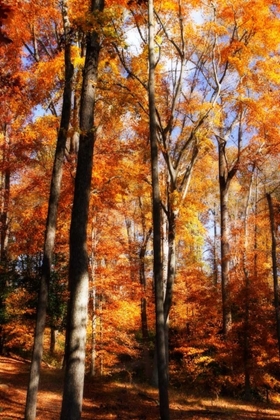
<box><xmin>0</xmin><ymin>124</ymin><xmax>10</xmax><ymax>264</ymax></box>
<box><xmin>219</xmin><ymin>178</ymin><xmax>231</xmax><ymax>335</ymax></box>
<box><xmin>217</xmin><ymin>111</ymin><xmax>243</xmax><ymax>337</ymax></box>
<box><xmin>163</xmin><ymin>145</ymin><xmax>198</xmax><ymax>377</ymax></box>
<box><xmin>60</xmin><ymin>1</ymin><xmax>104</xmax><ymax>419</ymax></box>
<box><xmin>50</xmin><ymin>328</ymin><xmax>58</xmax><ymax>355</ymax></box>
<box><xmin>148</xmin><ymin>0</ymin><xmax>169</xmax><ymax>418</ymax></box>
<box><xmin>89</xmin><ymin>217</ymin><xmax>97</xmax><ymax>377</ymax></box>
<box><xmin>164</xmin><ymin>208</ymin><xmax>176</xmax><ymax>324</ymax></box>
<box><xmin>139</xmin><ymin>226</ymin><xmax>152</xmax><ymax>341</ymax></box>
<box><xmin>138</xmin><ymin>203</ymin><xmax>151</xmax><ymax>379</ymax></box>
<box><xmin>242</xmin><ymin>167</ymin><xmax>255</xmax><ymax>399</ymax></box>
<box><xmin>218</xmin><ymin>137</ymin><xmax>235</xmax><ymax>336</ymax></box>
<box><xmin>266</xmin><ymin>193</ymin><xmax>280</xmax><ymax>360</ymax></box>
<box><xmin>0</xmin><ymin>124</ymin><xmax>10</xmax><ymax>355</ymax></box>
<box><xmin>25</xmin><ymin>3</ymin><xmax>73</xmax><ymax>418</ymax></box>
<box><xmin>212</xmin><ymin>205</ymin><xmax>219</xmax><ymax>287</ymax></box>
<box><xmin>90</xmin><ymin>287</ymin><xmax>97</xmax><ymax>377</ymax></box>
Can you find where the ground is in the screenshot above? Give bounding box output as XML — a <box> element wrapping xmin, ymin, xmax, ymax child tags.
<box><xmin>0</xmin><ymin>355</ymin><xmax>280</xmax><ymax>419</ymax></box>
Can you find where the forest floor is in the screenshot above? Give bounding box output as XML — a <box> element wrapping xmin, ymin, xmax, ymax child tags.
<box><xmin>0</xmin><ymin>355</ymin><xmax>280</xmax><ymax>419</ymax></box>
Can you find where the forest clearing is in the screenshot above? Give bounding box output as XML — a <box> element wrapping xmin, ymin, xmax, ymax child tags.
<box><xmin>0</xmin><ymin>355</ymin><xmax>280</xmax><ymax>420</ymax></box>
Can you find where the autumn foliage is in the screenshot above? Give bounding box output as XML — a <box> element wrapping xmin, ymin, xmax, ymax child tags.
<box><xmin>0</xmin><ymin>0</ymin><xmax>280</xmax><ymax>416</ymax></box>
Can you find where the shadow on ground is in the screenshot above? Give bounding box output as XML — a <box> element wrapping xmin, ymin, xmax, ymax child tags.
<box><xmin>0</xmin><ymin>356</ymin><xmax>280</xmax><ymax>420</ymax></box>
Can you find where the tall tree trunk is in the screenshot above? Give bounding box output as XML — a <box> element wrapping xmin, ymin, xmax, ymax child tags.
<box><xmin>0</xmin><ymin>124</ymin><xmax>10</xmax><ymax>264</ymax></box>
<box><xmin>60</xmin><ymin>1</ymin><xmax>104</xmax><ymax>419</ymax></box>
<box><xmin>219</xmin><ymin>180</ymin><xmax>231</xmax><ymax>334</ymax></box>
<box><xmin>218</xmin><ymin>137</ymin><xmax>234</xmax><ymax>336</ymax></box>
<box><xmin>148</xmin><ymin>0</ymin><xmax>169</xmax><ymax>418</ymax></box>
<box><xmin>163</xmin><ymin>144</ymin><xmax>198</xmax><ymax>377</ymax></box>
<box><xmin>89</xmin><ymin>216</ymin><xmax>97</xmax><ymax>377</ymax></box>
<box><xmin>90</xmin><ymin>287</ymin><xmax>97</xmax><ymax>377</ymax></box>
<box><xmin>0</xmin><ymin>124</ymin><xmax>10</xmax><ymax>355</ymax></box>
<box><xmin>139</xmin><ymin>203</ymin><xmax>151</xmax><ymax>380</ymax></box>
<box><xmin>25</xmin><ymin>3</ymin><xmax>73</xmax><ymax>418</ymax></box>
<box><xmin>217</xmin><ymin>113</ymin><xmax>242</xmax><ymax>336</ymax></box>
<box><xmin>139</xmin><ymin>226</ymin><xmax>151</xmax><ymax>341</ymax></box>
<box><xmin>164</xmin><ymin>210</ymin><xmax>176</xmax><ymax>324</ymax></box>
<box><xmin>98</xmin><ymin>291</ymin><xmax>104</xmax><ymax>376</ymax></box>
<box><xmin>162</xmin><ymin>207</ymin><xmax>176</xmax><ymax>384</ymax></box>
<box><xmin>242</xmin><ymin>167</ymin><xmax>255</xmax><ymax>399</ymax></box>
<box><xmin>266</xmin><ymin>193</ymin><xmax>280</xmax><ymax>360</ymax></box>
<box><xmin>212</xmin><ymin>205</ymin><xmax>219</xmax><ymax>287</ymax></box>
<box><xmin>163</xmin><ymin>139</ymin><xmax>198</xmax><ymax>322</ymax></box>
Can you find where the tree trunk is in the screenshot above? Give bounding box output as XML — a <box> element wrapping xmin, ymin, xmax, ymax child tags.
<box><xmin>212</xmin><ymin>205</ymin><xmax>219</xmax><ymax>287</ymax></box>
<box><xmin>242</xmin><ymin>167</ymin><xmax>254</xmax><ymax>399</ymax></box>
<box><xmin>0</xmin><ymin>125</ymin><xmax>10</xmax><ymax>263</ymax></box>
<box><xmin>98</xmin><ymin>292</ymin><xmax>104</xmax><ymax>376</ymax></box>
<box><xmin>219</xmin><ymin>186</ymin><xmax>231</xmax><ymax>335</ymax></box>
<box><xmin>162</xmin><ymin>207</ymin><xmax>176</xmax><ymax>381</ymax></box>
<box><xmin>139</xmin><ymin>226</ymin><xmax>151</xmax><ymax>341</ymax></box>
<box><xmin>60</xmin><ymin>1</ymin><xmax>104</xmax><ymax>419</ymax></box>
<box><xmin>217</xmin><ymin>113</ymin><xmax>243</xmax><ymax>336</ymax></box>
<box><xmin>50</xmin><ymin>328</ymin><xmax>58</xmax><ymax>355</ymax></box>
<box><xmin>164</xmin><ymin>208</ymin><xmax>176</xmax><ymax>323</ymax></box>
<box><xmin>25</xmin><ymin>3</ymin><xmax>73</xmax><ymax>418</ymax></box>
<box><xmin>0</xmin><ymin>124</ymin><xmax>10</xmax><ymax>356</ymax></box>
<box><xmin>90</xmin><ymin>288</ymin><xmax>96</xmax><ymax>377</ymax></box>
<box><xmin>148</xmin><ymin>0</ymin><xmax>169</xmax><ymax>418</ymax></box>
<box><xmin>125</xmin><ymin>217</ymin><xmax>137</xmax><ymax>284</ymax></box>
<box><xmin>89</xmin><ymin>216</ymin><xmax>97</xmax><ymax>377</ymax></box>
<box><xmin>218</xmin><ymin>139</ymin><xmax>232</xmax><ymax>336</ymax></box>
<box><xmin>266</xmin><ymin>193</ymin><xmax>280</xmax><ymax>360</ymax></box>
<box><xmin>162</xmin><ymin>145</ymin><xmax>198</xmax><ymax>376</ymax></box>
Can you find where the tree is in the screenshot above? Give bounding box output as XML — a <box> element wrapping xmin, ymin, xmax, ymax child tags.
<box><xmin>0</xmin><ymin>1</ymin><xmax>31</xmax><ymax>354</ymax></box>
<box><xmin>25</xmin><ymin>2</ymin><xmax>74</xmax><ymax>418</ymax></box>
<box><xmin>148</xmin><ymin>0</ymin><xmax>169</xmax><ymax>418</ymax></box>
<box><xmin>60</xmin><ymin>1</ymin><xmax>104</xmax><ymax>418</ymax></box>
<box><xmin>266</xmin><ymin>193</ymin><xmax>280</xmax><ymax>360</ymax></box>
<box><xmin>217</xmin><ymin>118</ymin><xmax>241</xmax><ymax>335</ymax></box>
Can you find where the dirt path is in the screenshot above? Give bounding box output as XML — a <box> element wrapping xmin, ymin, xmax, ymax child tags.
<box><xmin>0</xmin><ymin>355</ymin><xmax>280</xmax><ymax>419</ymax></box>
